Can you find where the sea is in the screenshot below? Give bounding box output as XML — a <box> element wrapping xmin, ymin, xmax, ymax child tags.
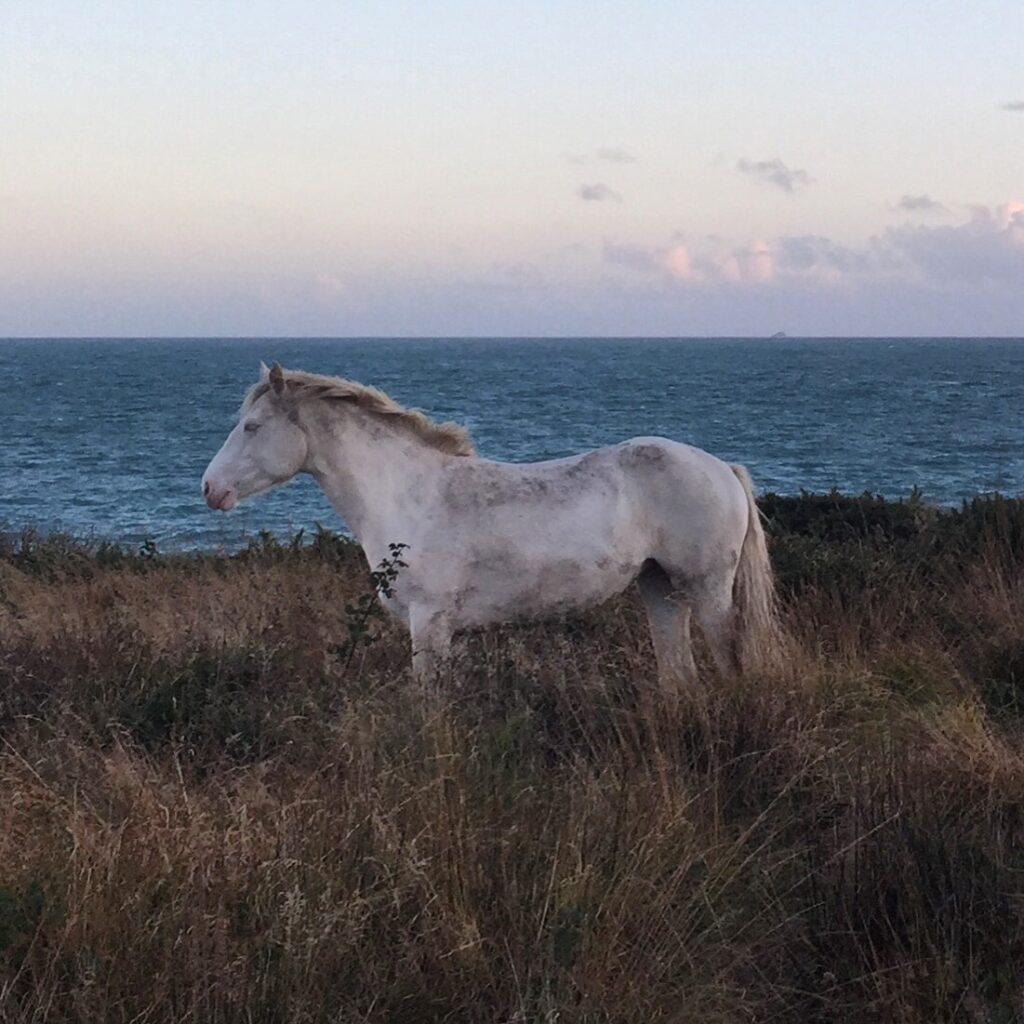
<box><xmin>3</xmin><ymin>337</ymin><xmax>1023</xmax><ymax>550</ymax></box>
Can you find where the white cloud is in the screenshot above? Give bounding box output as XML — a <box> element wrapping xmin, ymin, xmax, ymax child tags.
<box><xmin>601</xmin><ymin>202</ymin><xmax>1024</xmax><ymax>294</ymax></box>
<box><xmin>895</xmin><ymin>194</ymin><xmax>946</xmax><ymax>214</ymax></box>
<box><xmin>577</xmin><ymin>183</ymin><xmax>621</xmax><ymax>203</ymax></box>
<box><xmin>884</xmin><ymin>202</ymin><xmax>1024</xmax><ymax>285</ymax></box>
<box><xmin>565</xmin><ymin>147</ymin><xmax>637</xmax><ymax>166</ymax></box>
<box><xmin>595</xmin><ymin>147</ymin><xmax>636</xmax><ymax>164</ymax></box>
<box><xmin>603</xmin><ymin>242</ymin><xmax>660</xmax><ymax>272</ymax></box>
<box><xmin>736</xmin><ymin>157</ymin><xmax>813</xmax><ymax>194</ymax></box>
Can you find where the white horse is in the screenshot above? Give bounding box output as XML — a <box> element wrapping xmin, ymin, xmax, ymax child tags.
<box><xmin>202</xmin><ymin>363</ymin><xmax>778</xmax><ymax>684</ymax></box>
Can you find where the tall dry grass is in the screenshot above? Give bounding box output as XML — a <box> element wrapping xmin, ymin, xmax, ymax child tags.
<box><xmin>0</xmin><ymin>495</ymin><xmax>1023</xmax><ymax>1023</ymax></box>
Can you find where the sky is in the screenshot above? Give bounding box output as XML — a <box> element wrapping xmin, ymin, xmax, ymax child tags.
<box><xmin>1</xmin><ymin>0</ymin><xmax>1023</xmax><ymax>336</ymax></box>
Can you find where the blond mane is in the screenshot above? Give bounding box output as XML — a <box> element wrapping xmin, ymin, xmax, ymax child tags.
<box><xmin>244</xmin><ymin>368</ymin><xmax>475</xmax><ymax>457</ymax></box>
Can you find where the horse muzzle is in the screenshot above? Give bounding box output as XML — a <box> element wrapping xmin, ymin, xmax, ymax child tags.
<box><xmin>202</xmin><ymin>478</ymin><xmax>237</xmax><ymax>511</ymax></box>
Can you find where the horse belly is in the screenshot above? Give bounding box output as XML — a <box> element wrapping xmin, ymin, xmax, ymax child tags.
<box><xmin>460</xmin><ymin>560</ymin><xmax>636</xmax><ymax>626</ymax></box>
<box><xmin>455</xmin><ymin>512</ymin><xmax>644</xmax><ymax>626</ymax></box>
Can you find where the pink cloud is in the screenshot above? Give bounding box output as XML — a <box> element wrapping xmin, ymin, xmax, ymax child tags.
<box><xmin>313</xmin><ymin>271</ymin><xmax>347</xmax><ymax>299</ymax></box>
<box><xmin>602</xmin><ymin>201</ymin><xmax>1024</xmax><ymax>291</ymax></box>
<box><xmin>996</xmin><ymin>201</ymin><xmax>1024</xmax><ymax>244</ymax></box>
<box><xmin>663</xmin><ymin>244</ymin><xmax>694</xmax><ymax>280</ymax></box>
<box><xmin>737</xmin><ymin>240</ymin><xmax>774</xmax><ymax>282</ymax></box>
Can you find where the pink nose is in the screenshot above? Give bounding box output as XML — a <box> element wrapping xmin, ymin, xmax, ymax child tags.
<box><xmin>202</xmin><ymin>479</ymin><xmax>235</xmax><ymax>511</ymax></box>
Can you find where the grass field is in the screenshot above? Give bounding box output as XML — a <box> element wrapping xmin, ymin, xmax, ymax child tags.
<box><xmin>1</xmin><ymin>492</ymin><xmax>1023</xmax><ymax>1023</ymax></box>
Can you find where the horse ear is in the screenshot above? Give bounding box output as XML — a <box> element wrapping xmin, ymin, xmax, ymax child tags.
<box><xmin>269</xmin><ymin>361</ymin><xmax>285</xmax><ymax>396</ymax></box>
<box><xmin>259</xmin><ymin>361</ymin><xmax>270</xmax><ymax>378</ymax></box>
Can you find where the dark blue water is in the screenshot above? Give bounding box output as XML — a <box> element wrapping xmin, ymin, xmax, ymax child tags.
<box><xmin>3</xmin><ymin>338</ymin><xmax>1023</xmax><ymax>549</ymax></box>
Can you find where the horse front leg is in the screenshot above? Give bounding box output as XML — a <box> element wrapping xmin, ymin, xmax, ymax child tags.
<box><xmin>409</xmin><ymin>607</ymin><xmax>453</xmax><ymax>683</ymax></box>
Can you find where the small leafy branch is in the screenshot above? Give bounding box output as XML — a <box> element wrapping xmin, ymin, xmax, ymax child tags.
<box><xmin>339</xmin><ymin>543</ymin><xmax>408</xmax><ymax>673</ymax></box>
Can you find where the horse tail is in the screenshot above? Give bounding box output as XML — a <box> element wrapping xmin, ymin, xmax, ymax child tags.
<box><xmin>729</xmin><ymin>464</ymin><xmax>780</xmax><ymax>673</ymax></box>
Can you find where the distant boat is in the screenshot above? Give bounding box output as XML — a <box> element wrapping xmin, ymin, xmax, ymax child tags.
<box><xmin>770</xmin><ymin>331</ymin><xmax>788</xmax><ymax>338</ymax></box>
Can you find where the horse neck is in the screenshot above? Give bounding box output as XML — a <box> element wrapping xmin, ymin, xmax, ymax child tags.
<box><xmin>301</xmin><ymin>404</ymin><xmax>446</xmax><ymax>553</ymax></box>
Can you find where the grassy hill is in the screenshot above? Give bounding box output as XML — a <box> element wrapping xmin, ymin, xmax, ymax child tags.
<box><xmin>1</xmin><ymin>493</ymin><xmax>1023</xmax><ymax>1023</ymax></box>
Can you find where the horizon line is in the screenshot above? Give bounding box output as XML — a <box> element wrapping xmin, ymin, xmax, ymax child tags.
<box><xmin>4</xmin><ymin>334</ymin><xmax>1024</xmax><ymax>342</ymax></box>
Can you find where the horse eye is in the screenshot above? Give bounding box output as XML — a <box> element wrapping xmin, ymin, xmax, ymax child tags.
<box><xmin>243</xmin><ymin>421</ymin><xmax>260</xmax><ymax>433</ymax></box>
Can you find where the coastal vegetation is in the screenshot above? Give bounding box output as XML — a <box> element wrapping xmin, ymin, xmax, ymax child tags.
<box><xmin>1</xmin><ymin>492</ymin><xmax>1023</xmax><ymax>1022</ymax></box>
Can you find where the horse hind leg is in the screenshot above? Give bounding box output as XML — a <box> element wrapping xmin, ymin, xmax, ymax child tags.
<box><xmin>636</xmin><ymin>560</ymin><xmax>697</xmax><ymax>690</ymax></box>
<box><xmin>691</xmin><ymin>575</ymin><xmax>741</xmax><ymax>676</ymax></box>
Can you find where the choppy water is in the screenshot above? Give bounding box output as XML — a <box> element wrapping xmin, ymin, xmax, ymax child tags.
<box><xmin>3</xmin><ymin>337</ymin><xmax>1022</xmax><ymax>549</ymax></box>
